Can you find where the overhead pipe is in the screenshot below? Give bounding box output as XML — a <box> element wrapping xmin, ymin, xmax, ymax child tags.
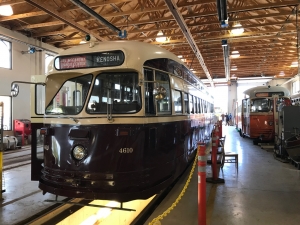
<box><xmin>69</xmin><ymin>0</ymin><xmax>126</xmax><ymax>38</ymax></box>
<box><xmin>164</xmin><ymin>0</ymin><xmax>214</xmax><ymax>87</ymax></box>
<box><xmin>222</xmin><ymin>40</ymin><xmax>231</xmax><ymax>83</ymax></box>
<box><xmin>216</xmin><ymin>0</ymin><xmax>228</xmax><ymax>28</ymax></box>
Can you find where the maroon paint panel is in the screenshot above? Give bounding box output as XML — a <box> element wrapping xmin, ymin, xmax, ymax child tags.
<box><xmin>37</xmin><ymin>118</ymin><xmax>213</xmax><ymax>202</ymax></box>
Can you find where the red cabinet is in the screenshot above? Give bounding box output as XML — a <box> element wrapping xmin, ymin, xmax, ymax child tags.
<box><xmin>14</xmin><ymin>119</ymin><xmax>31</xmax><ymax>145</ymax></box>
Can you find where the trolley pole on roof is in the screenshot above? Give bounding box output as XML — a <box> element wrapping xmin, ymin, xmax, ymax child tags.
<box><xmin>0</xmin><ymin>102</ymin><xmax>4</xmax><ymax>199</ymax></box>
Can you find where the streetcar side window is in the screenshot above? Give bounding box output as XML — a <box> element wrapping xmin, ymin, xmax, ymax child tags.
<box><xmin>155</xmin><ymin>71</ymin><xmax>171</xmax><ymax>114</ymax></box>
<box><xmin>189</xmin><ymin>95</ymin><xmax>194</xmax><ymax>113</ymax></box>
<box><xmin>184</xmin><ymin>93</ymin><xmax>189</xmax><ymax>114</ymax></box>
<box><xmin>194</xmin><ymin>97</ymin><xmax>198</xmax><ymax>113</ymax></box>
<box><xmin>199</xmin><ymin>99</ymin><xmax>203</xmax><ymax>113</ymax></box>
<box><xmin>174</xmin><ymin>90</ymin><xmax>182</xmax><ymax>113</ymax></box>
<box><xmin>197</xmin><ymin>97</ymin><xmax>200</xmax><ymax>113</ymax></box>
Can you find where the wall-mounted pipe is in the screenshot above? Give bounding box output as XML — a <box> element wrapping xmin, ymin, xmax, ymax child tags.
<box><xmin>0</xmin><ymin>33</ymin><xmax>58</xmax><ymax>55</ymax></box>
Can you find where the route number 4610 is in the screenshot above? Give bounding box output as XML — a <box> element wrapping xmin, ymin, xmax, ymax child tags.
<box><xmin>119</xmin><ymin>148</ymin><xmax>133</xmax><ymax>153</ymax></box>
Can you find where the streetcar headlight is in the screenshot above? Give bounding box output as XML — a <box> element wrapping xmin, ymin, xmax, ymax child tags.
<box><xmin>72</xmin><ymin>145</ymin><xmax>86</xmax><ymax>160</ymax></box>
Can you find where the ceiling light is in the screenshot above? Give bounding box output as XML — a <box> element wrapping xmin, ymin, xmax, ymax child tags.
<box><xmin>231</xmin><ymin>66</ymin><xmax>237</xmax><ymax>71</ymax></box>
<box><xmin>231</xmin><ymin>51</ymin><xmax>240</xmax><ymax>58</ymax></box>
<box><xmin>279</xmin><ymin>71</ymin><xmax>285</xmax><ymax>76</ymax></box>
<box><xmin>231</xmin><ymin>22</ymin><xmax>244</xmax><ymax>35</ymax></box>
<box><xmin>0</xmin><ymin>5</ymin><xmax>13</xmax><ymax>16</ymax></box>
<box><xmin>156</xmin><ymin>30</ymin><xmax>167</xmax><ymax>42</ymax></box>
<box><xmin>177</xmin><ymin>55</ymin><xmax>183</xmax><ymax>58</ymax></box>
<box><xmin>79</xmin><ymin>38</ymin><xmax>87</xmax><ymax>44</ymax></box>
<box><xmin>291</xmin><ymin>61</ymin><xmax>298</xmax><ymax>67</ymax></box>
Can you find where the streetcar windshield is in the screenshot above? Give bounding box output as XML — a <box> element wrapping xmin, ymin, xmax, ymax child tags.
<box><xmin>251</xmin><ymin>98</ymin><xmax>273</xmax><ymax>112</ymax></box>
<box><xmin>45</xmin><ymin>74</ymin><xmax>93</xmax><ymax>115</ymax></box>
<box><xmin>86</xmin><ymin>72</ymin><xmax>141</xmax><ymax>114</ymax></box>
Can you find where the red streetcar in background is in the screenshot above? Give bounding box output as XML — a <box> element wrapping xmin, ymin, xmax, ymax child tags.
<box><xmin>236</xmin><ymin>86</ymin><xmax>291</xmax><ymax>144</ymax></box>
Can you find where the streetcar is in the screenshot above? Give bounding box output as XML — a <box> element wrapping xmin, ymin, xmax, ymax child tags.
<box><xmin>12</xmin><ymin>40</ymin><xmax>214</xmax><ymax>202</ymax></box>
<box><xmin>237</xmin><ymin>85</ymin><xmax>291</xmax><ymax>144</ymax></box>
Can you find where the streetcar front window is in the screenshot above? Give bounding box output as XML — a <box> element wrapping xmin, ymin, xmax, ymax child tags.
<box><xmin>45</xmin><ymin>74</ymin><xmax>93</xmax><ymax>115</ymax></box>
<box><xmin>251</xmin><ymin>98</ymin><xmax>272</xmax><ymax>112</ymax></box>
<box><xmin>87</xmin><ymin>72</ymin><xmax>141</xmax><ymax>114</ymax></box>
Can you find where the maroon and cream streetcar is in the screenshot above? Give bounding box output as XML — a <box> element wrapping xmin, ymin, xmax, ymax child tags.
<box><xmin>12</xmin><ymin>40</ymin><xmax>214</xmax><ymax>202</ymax></box>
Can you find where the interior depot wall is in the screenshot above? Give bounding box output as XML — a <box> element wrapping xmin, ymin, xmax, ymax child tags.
<box><xmin>0</xmin><ymin>26</ymin><xmax>59</xmax><ymax>131</ymax></box>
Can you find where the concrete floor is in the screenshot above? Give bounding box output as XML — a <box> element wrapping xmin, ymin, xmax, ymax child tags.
<box><xmin>146</xmin><ymin>125</ymin><xmax>300</xmax><ymax>225</ymax></box>
<box><xmin>1</xmin><ymin>125</ymin><xmax>300</xmax><ymax>225</ymax></box>
<box><xmin>0</xmin><ymin>164</ymin><xmax>65</xmax><ymax>225</ymax></box>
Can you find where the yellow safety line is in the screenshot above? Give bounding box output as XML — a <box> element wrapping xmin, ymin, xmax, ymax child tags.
<box><xmin>148</xmin><ymin>146</ymin><xmax>200</xmax><ymax>225</ymax></box>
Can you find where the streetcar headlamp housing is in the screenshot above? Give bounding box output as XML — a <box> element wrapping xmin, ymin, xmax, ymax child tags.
<box><xmin>72</xmin><ymin>145</ymin><xmax>86</xmax><ymax>160</ymax></box>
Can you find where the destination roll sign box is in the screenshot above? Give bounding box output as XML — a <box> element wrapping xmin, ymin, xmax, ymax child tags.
<box><xmin>55</xmin><ymin>50</ymin><xmax>125</xmax><ymax>70</ymax></box>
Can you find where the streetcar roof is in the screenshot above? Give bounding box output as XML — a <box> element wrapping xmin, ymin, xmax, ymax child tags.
<box><xmin>48</xmin><ymin>40</ymin><xmax>184</xmax><ymax>73</ymax></box>
<box><xmin>243</xmin><ymin>86</ymin><xmax>290</xmax><ymax>98</ymax></box>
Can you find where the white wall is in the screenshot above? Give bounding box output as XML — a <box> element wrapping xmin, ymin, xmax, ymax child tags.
<box><xmin>228</xmin><ymin>81</ymin><xmax>237</xmax><ymax>114</ymax></box>
<box><xmin>0</xmin><ymin>26</ymin><xmax>59</xmax><ymax>130</ymax></box>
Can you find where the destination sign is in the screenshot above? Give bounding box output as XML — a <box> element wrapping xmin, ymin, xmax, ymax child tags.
<box><xmin>255</xmin><ymin>92</ymin><xmax>284</xmax><ymax>97</ymax></box>
<box><xmin>55</xmin><ymin>50</ymin><xmax>125</xmax><ymax>70</ymax></box>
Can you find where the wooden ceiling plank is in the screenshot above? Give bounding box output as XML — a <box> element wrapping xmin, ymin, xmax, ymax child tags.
<box><xmin>0</xmin><ymin>0</ymin><xmax>24</xmax><ymax>6</ymax></box>
<box><xmin>0</xmin><ymin>11</ymin><xmax>47</xmax><ymax>22</ymax></box>
<box><xmin>24</xmin><ymin>0</ymin><xmax>106</xmax><ymax>41</ymax></box>
<box><xmin>57</xmin><ymin>0</ymin><xmax>132</xmax><ymax>12</ymax></box>
<box><xmin>13</xmin><ymin>20</ymin><xmax>65</xmax><ymax>30</ymax></box>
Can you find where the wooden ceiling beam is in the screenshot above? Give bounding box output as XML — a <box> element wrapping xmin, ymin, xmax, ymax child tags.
<box><xmin>0</xmin><ymin>11</ymin><xmax>47</xmax><ymax>22</ymax></box>
<box><xmin>0</xmin><ymin>0</ymin><xmax>24</xmax><ymax>6</ymax></box>
<box><xmin>181</xmin><ymin>1</ymin><xmax>299</xmax><ymax>18</ymax></box>
<box><xmin>24</xmin><ymin>0</ymin><xmax>106</xmax><ymax>41</ymax></box>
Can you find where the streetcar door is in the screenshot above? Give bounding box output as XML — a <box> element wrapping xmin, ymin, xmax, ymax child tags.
<box><xmin>30</xmin><ymin>76</ymin><xmax>46</xmax><ymax>181</ymax></box>
<box><xmin>241</xmin><ymin>99</ymin><xmax>248</xmax><ymax>135</ymax></box>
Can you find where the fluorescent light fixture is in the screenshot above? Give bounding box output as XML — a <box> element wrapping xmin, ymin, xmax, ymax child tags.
<box><xmin>237</xmin><ymin>78</ymin><xmax>272</xmax><ymax>84</ymax></box>
<box><xmin>231</xmin><ymin>50</ymin><xmax>240</xmax><ymax>58</ymax></box>
<box><xmin>156</xmin><ymin>30</ymin><xmax>167</xmax><ymax>42</ymax></box>
<box><xmin>0</xmin><ymin>5</ymin><xmax>13</xmax><ymax>16</ymax></box>
<box><xmin>231</xmin><ymin>68</ymin><xmax>237</xmax><ymax>71</ymax></box>
<box><xmin>177</xmin><ymin>55</ymin><xmax>183</xmax><ymax>58</ymax></box>
<box><xmin>231</xmin><ymin>22</ymin><xmax>244</xmax><ymax>35</ymax></box>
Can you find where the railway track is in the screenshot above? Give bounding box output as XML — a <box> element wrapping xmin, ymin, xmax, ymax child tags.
<box><xmin>1</xmin><ymin>145</ymin><xmax>193</xmax><ymax>225</ymax></box>
<box><xmin>2</xmin><ymin>145</ymin><xmax>42</xmax><ymax>170</ymax></box>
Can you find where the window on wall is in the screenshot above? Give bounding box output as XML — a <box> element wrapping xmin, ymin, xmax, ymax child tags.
<box><xmin>292</xmin><ymin>81</ymin><xmax>299</xmax><ymax>94</ymax></box>
<box><xmin>45</xmin><ymin>53</ymin><xmax>55</xmax><ymax>74</ymax></box>
<box><xmin>0</xmin><ymin>96</ymin><xmax>12</xmax><ymax>130</ymax></box>
<box><xmin>0</xmin><ymin>39</ymin><xmax>12</xmax><ymax>69</ymax></box>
